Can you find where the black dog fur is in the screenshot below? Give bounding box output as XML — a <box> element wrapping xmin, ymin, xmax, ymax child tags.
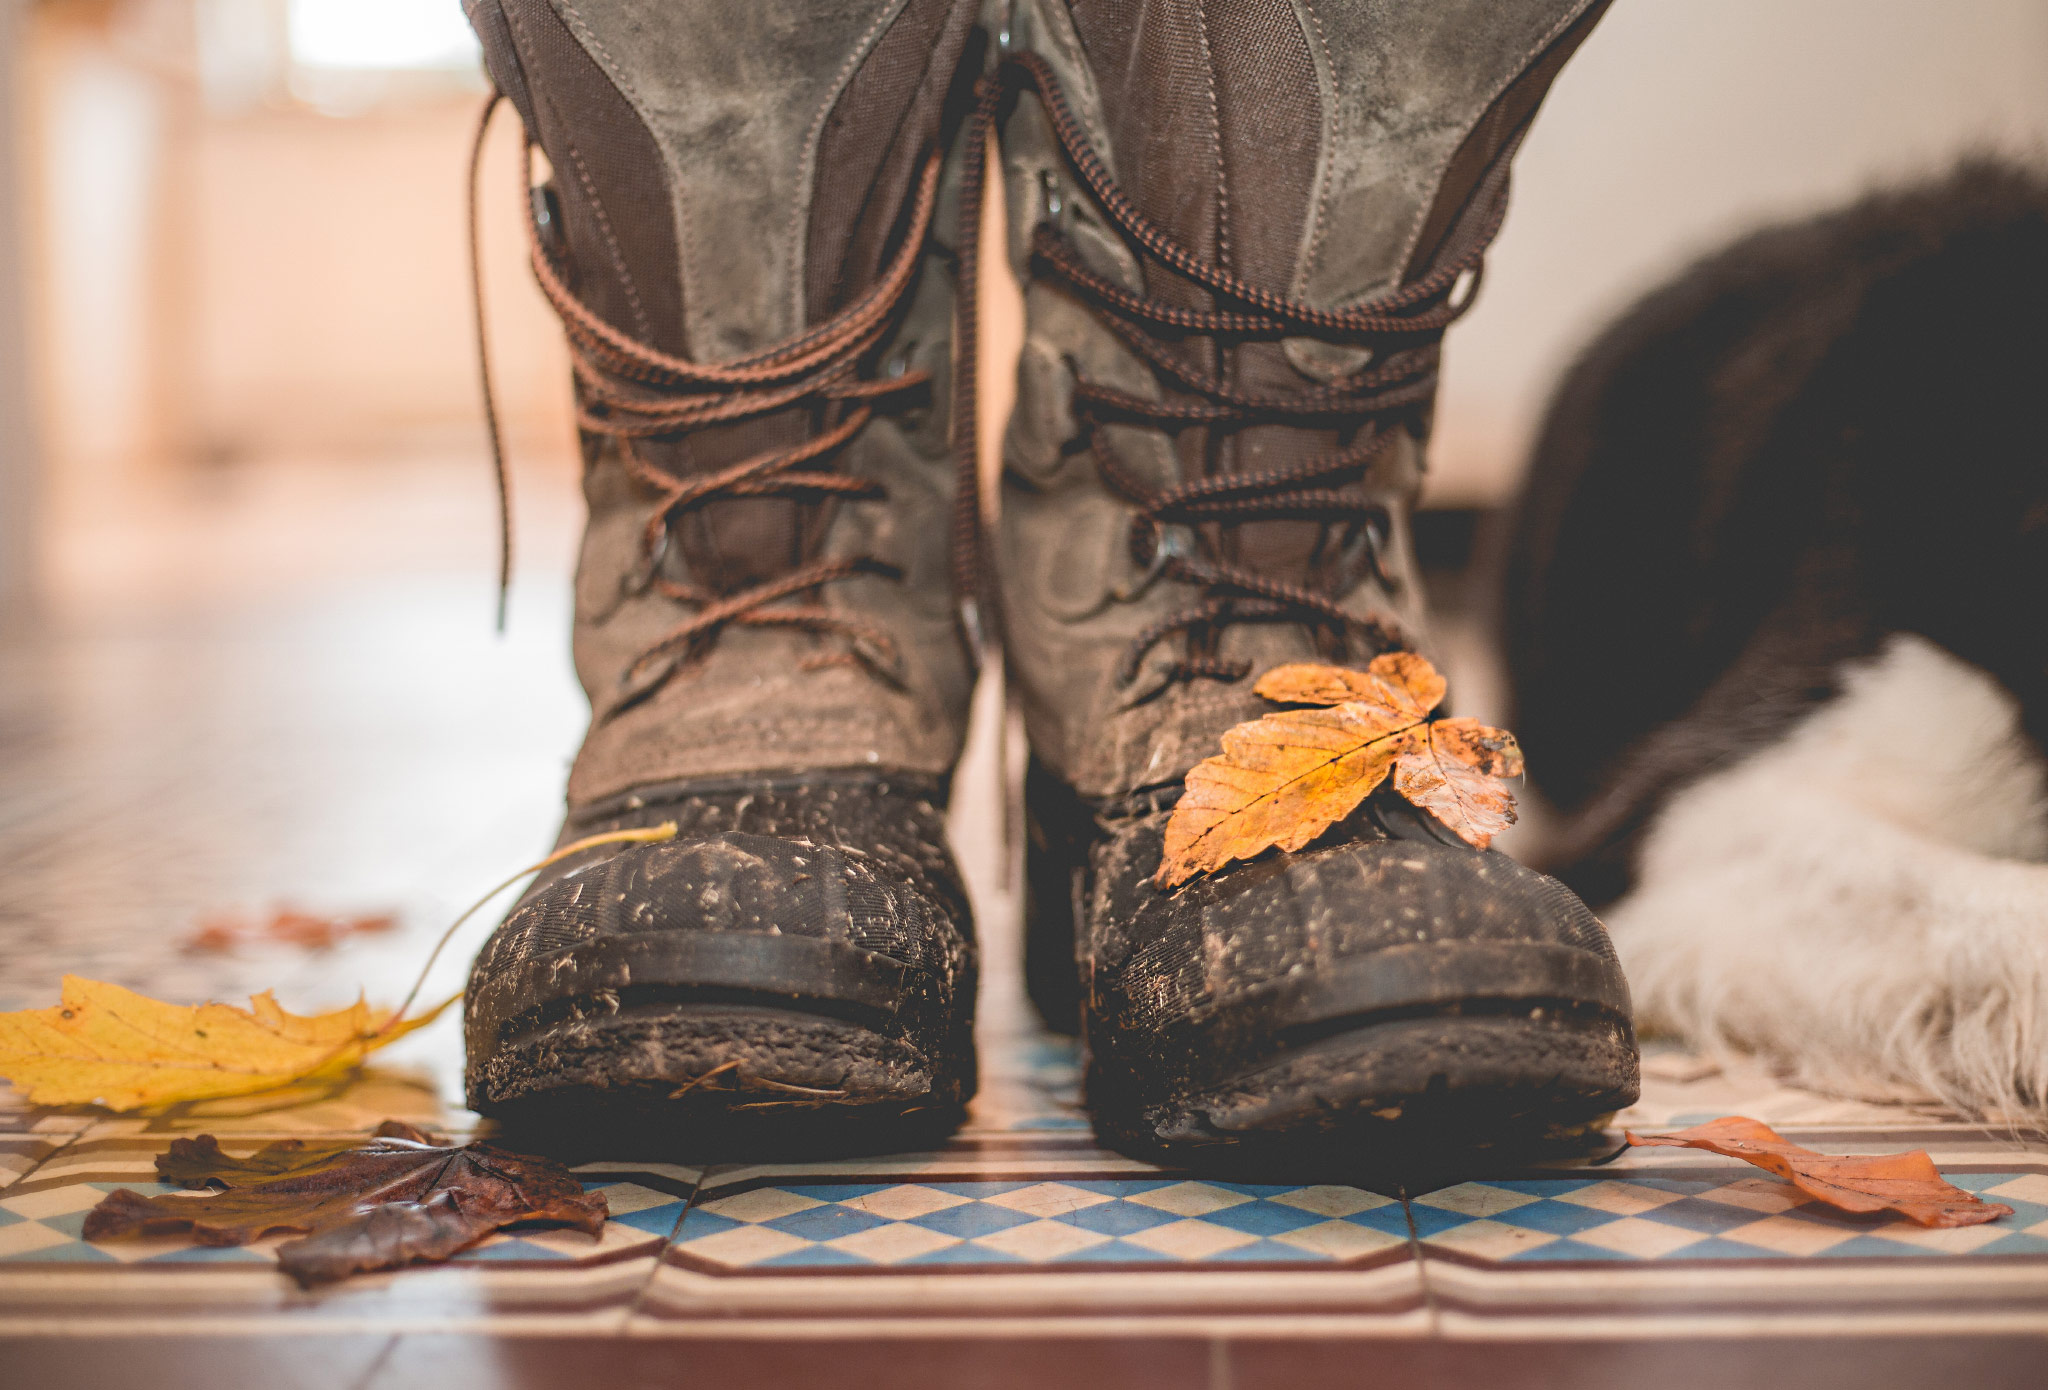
<box><xmin>1501</xmin><ymin>159</ymin><xmax>2048</xmax><ymax>905</ymax></box>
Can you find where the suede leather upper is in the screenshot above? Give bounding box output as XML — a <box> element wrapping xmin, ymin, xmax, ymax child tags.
<box><xmin>466</xmin><ymin>0</ymin><xmax>978</xmax><ymax>805</ymax></box>
<box><xmin>995</xmin><ymin>0</ymin><xmax>1607</xmax><ymax>800</ymax></box>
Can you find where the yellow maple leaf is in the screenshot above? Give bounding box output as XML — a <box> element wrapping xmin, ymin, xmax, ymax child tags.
<box><xmin>0</xmin><ymin>824</ymin><xmax>679</xmax><ymax>1114</ymax></box>
<box><xmin>0</xmin><ymin>977</ymin><xmax>452</xmax><ymax>1111</ymax></box>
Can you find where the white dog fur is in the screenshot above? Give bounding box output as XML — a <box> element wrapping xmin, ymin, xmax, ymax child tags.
<box><xmin>1607</xmin><ymin>633</ymin><xmax>2048</xmax><ymax>1121</ymax></box>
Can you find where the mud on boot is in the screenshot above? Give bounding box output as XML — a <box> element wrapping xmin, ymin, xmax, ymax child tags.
<box><xmin>464</xmin><ymin>774</ymin><xmax>977</xmax><ymax>1153</ymax></box>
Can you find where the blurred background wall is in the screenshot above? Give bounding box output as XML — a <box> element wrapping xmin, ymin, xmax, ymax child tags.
<box><xmin>0</xmin><ymin>0</ymin><xmax>2044</xmax><ymax>603</ymax></box>
<box><xmin>0</xmin><ymin>0</ymin><xmax>36</xmax><ymax>615</ymax></box>
<box><xmin>2</xmin><ymin>0</ymin><xmax>578</xmax><ymax>617</ymax></box>
<box><xmin>1433</xmin><ymin>0</ymin><xmax>2048</xmax><ymax>505</ymax></box>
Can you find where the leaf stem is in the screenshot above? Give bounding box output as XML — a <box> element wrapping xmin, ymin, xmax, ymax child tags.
<box><xmin>372</xmin><ymin>823</ymin><xmax>679</xmax><ymax>1040</ymax></box>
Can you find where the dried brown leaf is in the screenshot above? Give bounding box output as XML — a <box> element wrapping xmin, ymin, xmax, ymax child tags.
<box><xmin>1626</xmin><ymin>1115</ymin><xmax>2014</xmax><ymax>1228</ymax></box>
<box><xmin>180</xmin><ymin>908</ymin><xmax>399</xmax><ymax>954</ymax></box>
<box><xmin>82</xmin><ymin>1120</ymin><xmax>609</xmax><ymax>1285</ymax></box>
<box><xmin>182</xmin><ymin>919</ymin><xmax>244</xmax><ymax>953</ymax></box>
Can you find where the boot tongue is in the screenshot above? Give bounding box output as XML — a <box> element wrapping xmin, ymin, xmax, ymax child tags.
<box><xmin>547</xmin><ymin>4</ymin><xmax>891</xmax><ymax>592</ymax></box>
<box><xmin>1066</xmin><ymin>1</ymin><xmax>1349</xmax><ymax>588</ymax></box>
<box><xmin>1066</xmin><ymin>1</ymin><xmax>1324</xmax><ymax>313</ymax></box>
<box><xmin>649</xmin><ymin>0</ymin><xmax>971</xmax><ymax>592</ymax></box>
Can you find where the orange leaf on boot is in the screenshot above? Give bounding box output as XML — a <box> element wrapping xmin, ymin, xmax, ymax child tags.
<box><xmin>1391</xmin><ymin>717</ymin><xmax>1524</xmax><ymax>849</ymax></box>
<box><xmin>1157</xmin><ymin>709</ymin><xmax>1420</xmax><ymax>889</ymax></box>
<box><xmin>1626</xmin><ymin>1115</ymin><xmax>2014</xmax><ymax>1228</ymax></box>
<box><xmin>1253</xmin><ymin>652</ymin><xmax>1445</xmax><ymax>712</ymax></box>
<box><xmin>1156</xmin><ymin>653</ymin><xmax>1523</xmax><ymax>888</ymax></box>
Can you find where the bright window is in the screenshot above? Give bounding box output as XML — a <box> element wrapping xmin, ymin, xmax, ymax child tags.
<box><xmin>287</xmin><ymin>0</ymin><xmax>479</xmax><ymax>71</ymax></box>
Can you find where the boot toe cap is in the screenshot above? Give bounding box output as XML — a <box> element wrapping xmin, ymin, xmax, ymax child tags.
<box><xmin>1081</xmin><ymin>812</ymin><xmax>1639</xmax><ymax>1158</ymax></box>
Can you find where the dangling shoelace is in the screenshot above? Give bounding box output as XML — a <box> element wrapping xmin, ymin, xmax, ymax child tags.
<box><xmin>469</xmin><ymin>48</ymin><xmax>1506</xmax><ymax>707</ymax></box>
<box><xmin>955</xmin><ymin>52</ymin><xmax>1513</xmax><ymax>695</ymax></box>
<box><xmin>469</xmin><ymin>95</ymin><xmax>982</xmax><ymax>712</ymax></box>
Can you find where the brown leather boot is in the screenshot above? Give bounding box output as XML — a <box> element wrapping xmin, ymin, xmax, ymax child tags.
<box><xmin>988</xmin><ymin>0</ymin><xmax>1639</xmax><ymax>1167</ymax></box>
<box><xmin>458</xmin><ymin>0</ymin><xmax>984</xmax><ymax>1146</ymax></box>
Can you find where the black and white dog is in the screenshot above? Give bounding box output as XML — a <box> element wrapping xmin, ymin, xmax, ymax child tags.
<box><xmin>1502</xmin><ymin>160</ymin><xmax>2048</xmax><ymax>1120</ymax></box>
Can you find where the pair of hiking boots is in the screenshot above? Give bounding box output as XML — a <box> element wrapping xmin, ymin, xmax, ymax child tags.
<box><xmin>459</xmin><ymin>0</ymin><xmax>1639</xmax><ymax>1167</ymax></box>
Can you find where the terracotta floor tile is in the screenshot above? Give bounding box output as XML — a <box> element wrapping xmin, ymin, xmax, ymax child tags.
<box><xmin>365</xmin><ymin>1333</ymin><xmax>1217</xmax><ymax>1390</ymax></box>
<box><xmin>1223</xmin><ymin>1336</ymin><xmax>2048</xmax><ymax>1390</ymax></box>
<box><xmin>0</xmin><ymin>1334</ymin><xmax>398</xmax><ymax>1390</ymax></box>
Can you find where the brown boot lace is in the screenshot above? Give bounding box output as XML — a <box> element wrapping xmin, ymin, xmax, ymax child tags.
<box><xmin>959</xmin><ymin>53</ymin><xmax>1511</xmax><ymax>696</ymax></box>
<box><xmin>471</xmin><ymin>96</ymin><xmax>969</xmax><ymax>713</ymax></box>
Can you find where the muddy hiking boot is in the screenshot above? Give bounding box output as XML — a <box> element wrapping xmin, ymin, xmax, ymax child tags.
<box><xmin>990</xmin><ymin>0</ymin><xmax>1639</xmax><ymax>1166</ymax></box>
<box><xmin>458</xmin><ymin>0</ymin><xmax>985</xmax><ymax>1146</ymax></box>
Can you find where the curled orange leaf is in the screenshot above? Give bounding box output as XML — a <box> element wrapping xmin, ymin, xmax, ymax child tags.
<box><xmin>1253</xmin><ymin>653</ymin><xmax>1445</xmax><ymax>713</ymax></box>
<box><xmin>1627</xmin><ymin>1116</ymin><xmax>2013</xmax><ymax>1229</ymax></box>
<box><xmin>1391</xmin><ymin>717</ymin><xmax>1524</xmax><ymax>849</ymax></box>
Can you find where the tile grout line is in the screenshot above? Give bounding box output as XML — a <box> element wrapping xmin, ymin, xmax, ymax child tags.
<box><xmin>1</xmin><ymin>1120</ymin><xmax>88</xmax><ymax>1193</ymax></box>
<box><xmin>616</xmin><ymin>1162</ymin><xmax>722</xmax><ymax>1330</ymax></box>
<box><xmin>1399</xmin><ymin>1186</ymin><xmax>1444</xmax><ymax>1339</ymax></box>
<box><xmin>1207</xmin><ymin>1331</ymin><xmax>1232</xmax><ymax>1390</ymax></box>
<box><xmin>345</xmin><ymin>1332</ymin><xmax>402</xmax><ymax>1390</ymax></box>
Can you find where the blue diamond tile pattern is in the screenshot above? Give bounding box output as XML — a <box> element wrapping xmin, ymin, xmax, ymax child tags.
<box><xmin>1409</xmin><ymin>1173</ymin><xmax>2048</xmax><ymax>1263</ymax></box>
<box><xmin>0</xmin><ymin>1177</ymin><xmax>684</xmax><ymax>1265</ymax></box>
<box><xmin>666</xmin><ymin>1171</ymin><xmax>2048</xmax><ymax>1272</ymax></box>
<box><xmin>671</xmin><ymin>1179</ymin><xmax>1413</xmax><ymax>1268</ymax></box>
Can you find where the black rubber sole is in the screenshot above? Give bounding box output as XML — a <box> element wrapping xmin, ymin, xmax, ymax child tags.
<box><xmin>1087</xmin><ymin>1003</ymin><xmax>1637</xmax><ymax>1181</ymax></box>
<box><xmin>476</xmin><ymin>999</ymin><xmax>976</xmax><ymax>1160</ymax></box>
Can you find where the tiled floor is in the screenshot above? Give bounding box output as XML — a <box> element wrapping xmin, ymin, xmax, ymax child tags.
<box><xmin>2</xmin><ymin>459</ymin><xmax>2045</xmax><ymax>1387</ymax></box>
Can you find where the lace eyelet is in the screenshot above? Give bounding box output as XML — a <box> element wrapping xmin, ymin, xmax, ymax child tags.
<box><xmin>620</xmin><ymin>524</ymin><xmax>669</xmax><ymax>598</ymax></box>
<box><xmin>1038</xmin><ymin>169</ymin><xmax>1064</xmax><ymax>225</ymax></box>
<box><xmin>1111</xmin><ymin>521</ymin><xmax>1194</xmax><ymax>603</ymax></box>
<box><xmin>529</xmin><ymin>182</ymin><xmax>565</xmax><ymax>261</ymax></box>
<box><xmin>1358</xmin><ymin>513</ymin><xmax>1400</xmax><ymax>595</ymax></box>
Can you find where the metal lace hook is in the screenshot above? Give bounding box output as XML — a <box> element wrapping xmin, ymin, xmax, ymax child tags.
<box><xmin>1111</xmin><ymin>521</ymin><xmax>1194</xmax><ymax>603</ymax></box>
<box><xmin>604</xmin><ymin>650</ymin><xmax>681</xmax><ymax>723</ymax></box>
<box><xmin>620</xmin><ymin>523</ymin><xmax>670</xmax><ymax>600</ymax></box>
<box><xmin>1038</xmin><ymin>168</ymin><xmax>1063</xmax><ymax>225</ymax></box>
<box><xmin>850</xmin><ymin>631</ymin><xmax>909</xmax><ymax>689</ymax></box>
<box><xmin>1359</xmin><ymin>512</ymin><xmax>1401</xmax><ymax>595</ymax></box>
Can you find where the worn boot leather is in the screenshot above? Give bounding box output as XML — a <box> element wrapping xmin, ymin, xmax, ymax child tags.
<box><xmin>459</xmin><ymin>0</ymin><xmax>983</xmax><ymax>1145</ymax></box>
<box><xmin>990</xmin><ymin>0</ymin><xmax>1639</xmax><ymax>1166</ymax></box>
